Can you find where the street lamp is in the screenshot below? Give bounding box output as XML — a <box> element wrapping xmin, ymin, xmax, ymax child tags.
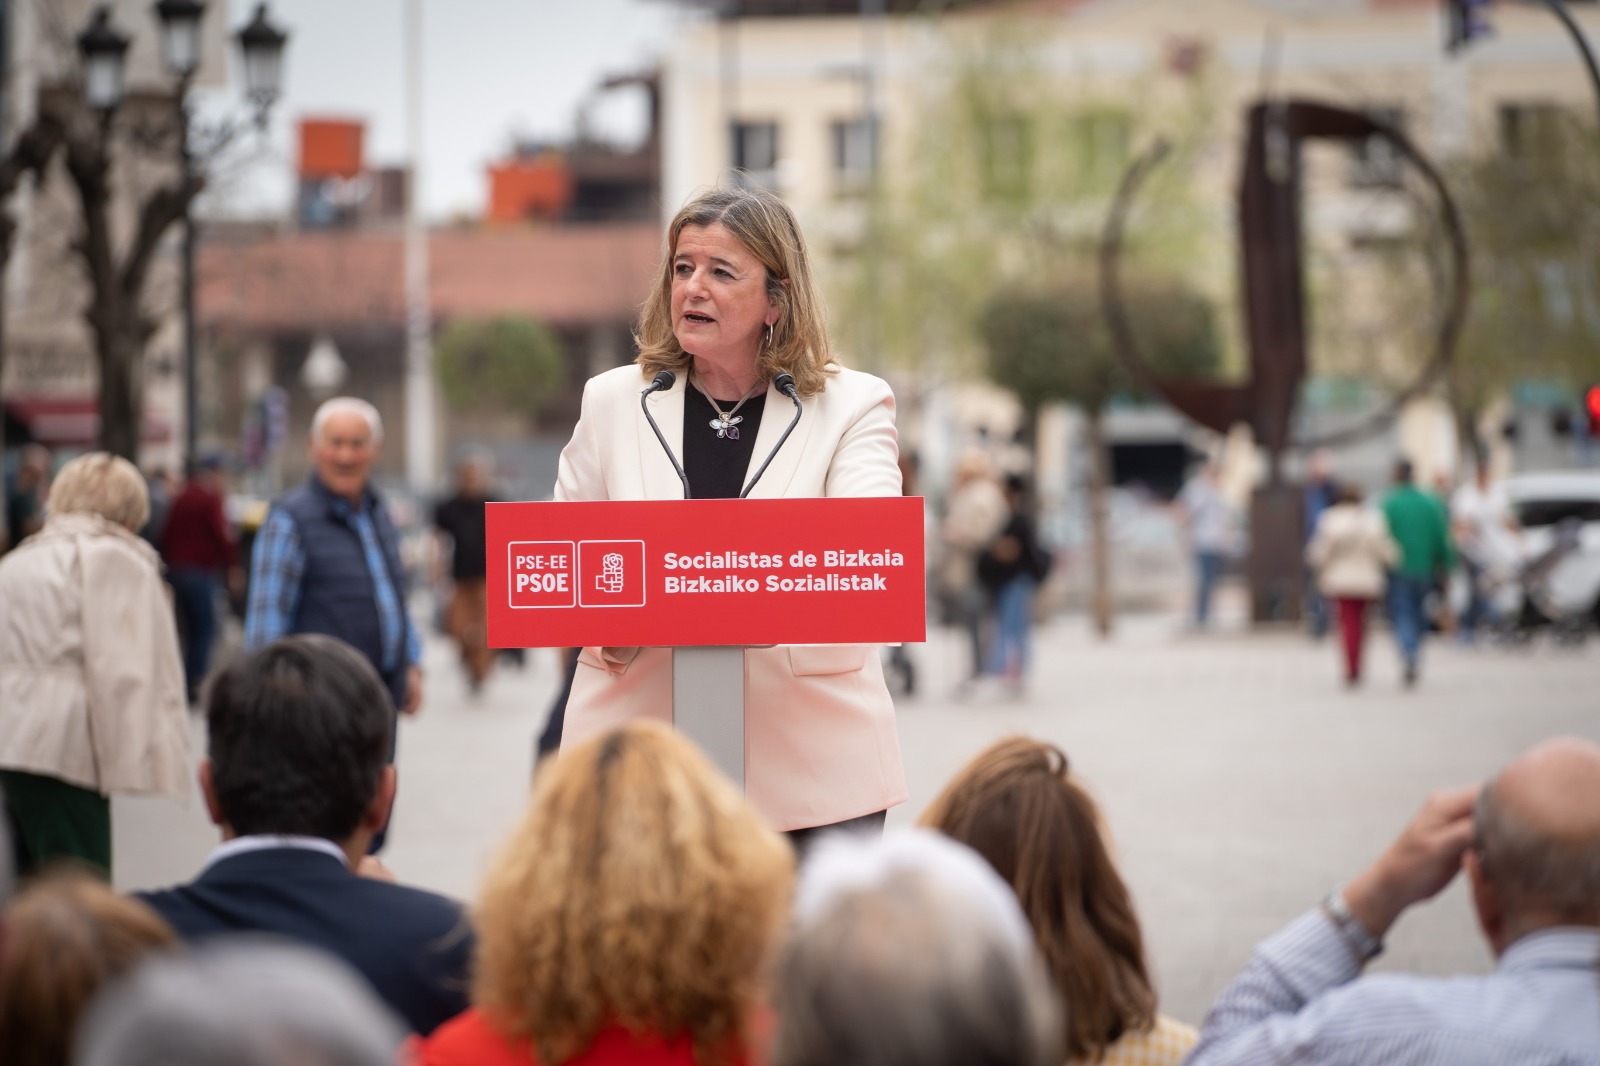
<box><xmin>236</xmin><ymin>3</ymin><xmax>289</xmax><ymax>116</ymax></box>
<box><xmin>155</xmin><ymin>0</ymin><xmax>205</xmax><ymax>79</ymax></box>
<box><xmin>75</xmin><ymin>7</ymin><xmax>131</xmax><ymax>114</ymax></box>
<box><xmin>75</xmin><ymin>2</ymin><xmax>287</xmax><ymax>473</ymax></box>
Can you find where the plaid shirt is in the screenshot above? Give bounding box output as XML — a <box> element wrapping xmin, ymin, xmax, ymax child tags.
<box><xmin>1189</xmin><ymin>910</ymin><xmax>1600</xmax><ymax>1065</ymax></box>
<box><xmin>1076</xmin><ymin>1015</ymin><xmax>1196</xmax><ymax>1066</ymax></box>
<box><xmin>244</xmin><ymin>496</ymin><xmax>421</xmax><ymax>672</ymax></box>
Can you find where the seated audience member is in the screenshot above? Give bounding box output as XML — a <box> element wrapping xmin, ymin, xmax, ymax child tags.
<box><xmin>772</xmin><ymin>829</ymin><xmax>1061</xmax><ymax>1066</ymax></box>
<box><xmin>418</xmin><ymin>719</ymin><xmax>793</xmax><ymax>1066</ymax></box>
<box><xmin>76</xmin><ymin>939</ymin><xmax>405</xmax><ymax>1066</ymax></box>
<box><xmin>1189</xmin><ymin>736</ymin><xmax>1600</xmax><ymax>1065</ymax></box>
<box><xmin>136</xmin><ymin>635</ymin><xmax>473</xmax><ymax>1035</ymax></box>
<box><xmin>0</xmin><ymin>873</ymin><xmax>178</xmax><ymax>1066</ymax></box>
<box><xmin>920</xmin><ymin>737</ymin><xmax>1196</xmax><ymax>1065</ymax></box>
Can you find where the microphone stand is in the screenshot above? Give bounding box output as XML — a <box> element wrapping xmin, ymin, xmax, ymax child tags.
<box><xmin>641</xmin><ymin>373</ymin><xmax>692</xmax><ymax>499</ymax></box>
<box><xmin>741</xmin><ymin>376</ymin><xmax>803</xmax><ymax>498</ymax></box>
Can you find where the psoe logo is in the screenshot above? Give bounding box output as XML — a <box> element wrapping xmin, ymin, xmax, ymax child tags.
<box><xmin>508</xmin><ymin>541</ymin><xmax>576</xmax><ymax>609</ymax></box>
<box><xmin>578</xmin><ymin>540</ymin><xmax>646</xmax><ymax>608</ymax></box>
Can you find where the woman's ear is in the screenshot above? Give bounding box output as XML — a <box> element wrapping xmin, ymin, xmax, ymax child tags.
<box><xmin>766</xmin><ymin>277</ymin><xmax>790</xmax><ymax>325</ymax></box>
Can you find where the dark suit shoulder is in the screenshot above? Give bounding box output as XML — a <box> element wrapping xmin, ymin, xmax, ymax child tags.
<box><xmin>133</xmin><ymin>851</ymin><xmax>474</xmax><ymax>1036</ymax></box>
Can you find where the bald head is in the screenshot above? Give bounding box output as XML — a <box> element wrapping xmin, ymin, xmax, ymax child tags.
<box><xmin>1476</xmin><ymin>737</ymin><xmax>1600</xmax><ymax>927</ymax></box>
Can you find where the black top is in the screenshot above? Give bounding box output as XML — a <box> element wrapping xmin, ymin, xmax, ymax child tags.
<box><xmin>434</xmin><ymin>493</ymin><xmax>492</xmax><ymax>580</ymax></box>
<box><xmin>683</xmin><ymin>384</ymin><xmax>766</xmax><ymax>500</ymax></box>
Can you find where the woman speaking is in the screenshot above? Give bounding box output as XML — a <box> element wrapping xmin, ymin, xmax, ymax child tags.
<box><xmin>554</xmin><ymin>185</ymin><xmax>905</xmax><ymax>842</ymax></box>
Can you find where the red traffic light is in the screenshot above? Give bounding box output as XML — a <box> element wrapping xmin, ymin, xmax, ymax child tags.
<box><xmin>1587</xmin><ymin>384</ymin><xmax>1600</xmax><ymax>422</ymax></box>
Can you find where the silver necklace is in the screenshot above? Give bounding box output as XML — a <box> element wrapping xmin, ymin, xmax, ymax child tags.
<box><xmin>691</xmin><ymin>369</ymin><xmax>761</xmax><ymax>440</ymax></box>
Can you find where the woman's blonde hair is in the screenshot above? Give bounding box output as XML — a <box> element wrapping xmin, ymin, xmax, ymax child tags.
<box><xmin>474</xmin><ymin>720</ymin><xmax>794</xmax><ymax>1065</ymax></box>
<box><xmin>920</xmin><ymin>737</ymin><xmax>1157</xmax><ymax>1063</ymax></box>
<box><xmin>46</xmin><ymin>452</ymin><xmax>149</xmax><ymax>531</ymax></box>
<box><xmin>637</xmin><ymin>185</ymin><xmax>835</xmax><ymax>397</ymax></box>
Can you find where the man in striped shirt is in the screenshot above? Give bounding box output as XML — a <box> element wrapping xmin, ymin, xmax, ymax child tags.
<box><xmin>1190</xmin><ymin>737</ymin><xmax>1600</xmax><ymax>1065</ymax></box>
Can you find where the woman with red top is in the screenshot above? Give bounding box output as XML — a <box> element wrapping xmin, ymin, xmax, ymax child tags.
<box><xmin>417</xmin><ymin>720</ymin><xmax>794</xmax><ymax>1066</ymax></box>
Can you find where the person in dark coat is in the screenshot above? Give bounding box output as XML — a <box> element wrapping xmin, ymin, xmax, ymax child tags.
<box><xmin>137</xmin><ymin>635</ymin><xmax>473</xmax><ymax>1036</ymax></box>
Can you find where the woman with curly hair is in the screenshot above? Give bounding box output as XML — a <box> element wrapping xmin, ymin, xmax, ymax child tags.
<box><xmin>920</xmin><ymin>737</ymin><xmax>1196</xmax><ymax>1066</ymax></box>
<box><xmin>418</xmin><ymin>720</ymin><xmax>794</xmax><ymax>1066</ymax></box>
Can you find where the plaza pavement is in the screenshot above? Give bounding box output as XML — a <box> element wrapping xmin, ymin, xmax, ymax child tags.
<box><xmin>113</xmin><ymin>601</ymin><xmax>1600</xmax><ymax>1028</ymax></box>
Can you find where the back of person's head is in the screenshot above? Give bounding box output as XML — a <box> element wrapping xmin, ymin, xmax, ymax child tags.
<box><xmin>475</xmin><ymin>720</ymin><xmax>793</xmax><ymax>1066</ymax></box>
<box><xmin>205</xmin><ymin>635</ymin><xmax>393</xmax><ymax>841</ymax></box>
<box><xmin>1393</xmin><ymin>458</ymin><xmax>1415</xmax><ymax>484</ymax></box>
<box><xmin>45</xmin><ymin>452</ymin><xmax>149</xmax><ymax>531</ymax></box>
<box><xmin>0</xmin><ymin>874</ymin><xmax>178</xmax><ymax>1066</ymax></box>
<box><xmin>74</xmin><ymin>938</ymin><xmax>405</xmax><ymax>1066</ymax></box>
<box><xmin>1473</xmin><ymin>737</ymin><xmax>1600</xmax><ymax>936</ymax></box>
<box><xmin>919</xmin><ymin>737</ymin><xmax>1154</xmax><ymax>1061</ymax></box>
<box><xmin>1337</xmin><ymin>480</ymin><xmax>1364</xmax><ymax>506</ymax></box>
<box><xmin>773</xmin><ymin>829</ymin><xmax>1062</xmax><ymax>1066</ymax></box>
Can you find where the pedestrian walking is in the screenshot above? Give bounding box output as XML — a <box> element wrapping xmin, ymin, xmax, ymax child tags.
<box><xmin>3</xmin><ymin>444</ymin><xmax>50</xmax><ymax>554</ymax></box>
<box><xmin>977</xmin><ymin>474</ymin><xmax>1048</xmax><ymax>695</ymax></box>
<box><xmin>244</xmin><ymin>397</ymin><xmax>422</xmax><ymax>850</ymax></box>
<box><xmin>1177</xmin><ymin>460</ymin><xmax>1239</xmax><ymax>629</ymax></box>
<box><xmin>0</xmin><ymin>453</ymin><xmax>190</xmax><ymax>878</ymax></box>
<box><xmin>433</xmin><ymin>454</ymin><xmax>496</xmax><ymax>694</ymax></box>
<box><xmin>936</xmin><ymin>452</ymin><xmax>1008</xmax><ymax>688</ymax></box>
<box><xmin>1451</xmin><ymin>455</ymin><xmax>1521</xmax><ymax>643</ymax></box>
<box><xmin>161</xmin><ymin>456</ymin><xmax>242</xmax><ymax>703</ymax></box>
<box><xmin>1302</xmin><ymin>450</ymin><xmax>1337</xmax><ymax>639</ymax></box>
<box><xmin>1381</xmin><ymin>459</ymin><xmax>1455</xmax><ymax>687</ymax></box>
<box><xmin>1306</xmin><ymin>482</ymin><xmax>1398</xmax><ymax>685</ymax></box>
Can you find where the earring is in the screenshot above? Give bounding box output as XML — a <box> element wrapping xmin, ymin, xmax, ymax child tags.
<box><xmin>765</xmin><ymin>324</ymin><xmax>774</xmax><ymax>348</ymax></box>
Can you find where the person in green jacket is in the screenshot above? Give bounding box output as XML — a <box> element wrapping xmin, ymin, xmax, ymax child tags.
<box><xmin>1380</xmin><ymin>459</ymin><xmax>1456</xmax><ymax>687</ymax></box>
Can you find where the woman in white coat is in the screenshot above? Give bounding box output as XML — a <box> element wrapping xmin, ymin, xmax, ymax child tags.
<box><xmin>1306</xmin><ymin>481</ymin><xmax>1400</xmax><ymax>685</ymax></box>
<box><xmin>0</xmin><ymin>453</ymin><xmax>190</xmax><ymax>876</ymax></box>
<box><xmin>554</xmin><ymin>185</ymin><xmax>905</xmax><ymax>843</ymax></box>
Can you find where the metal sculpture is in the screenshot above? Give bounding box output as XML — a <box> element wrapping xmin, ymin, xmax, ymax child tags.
<box><xmin>1099</xmin><ymin>99</ymin><xmax>1471</xmax><ymax>620</ymax></box>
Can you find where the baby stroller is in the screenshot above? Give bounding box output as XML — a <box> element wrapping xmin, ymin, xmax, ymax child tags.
<box><xmin>1484</xmin><ymin>518</ymin><xmax>1591</xmax><ymax>647</ymax></box>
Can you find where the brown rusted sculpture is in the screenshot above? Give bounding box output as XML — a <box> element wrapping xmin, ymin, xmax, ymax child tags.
<box><xmin>1099</xmin><ymin>99</ymin><xmax>1470</xmax><ymax>620</ymax></box>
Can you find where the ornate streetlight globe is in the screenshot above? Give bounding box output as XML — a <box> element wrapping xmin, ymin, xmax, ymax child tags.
<box><xmin>235</xmin><ymin>3</ymin><xmax>289</xmax><ymax>114</ymax></box>
<box><xmin>154</xmin><ymin>0</ymin><xmax>207</xmax><ymax>79</ymax></box>
<box><xmin>76</xmin><ymin>6</ymin><xmax>131</xmax><ymax>113</ymax></box>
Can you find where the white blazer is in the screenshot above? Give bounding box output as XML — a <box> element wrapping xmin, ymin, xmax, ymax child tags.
<box><xmin>554</xmin><ymin>362</ymin><xmax>908</xmax><ymax>830</ymax></box>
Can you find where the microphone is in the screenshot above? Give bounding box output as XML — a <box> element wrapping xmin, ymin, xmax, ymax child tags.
<box><xmin>641</xmin><ymin>370</ymin><xmax>691</xmax><ymax>499</ymax></box>
<box><xmin>740</xmin><ymin>373</ymin><xmax>803</xmax><ymax>498</ymax></box>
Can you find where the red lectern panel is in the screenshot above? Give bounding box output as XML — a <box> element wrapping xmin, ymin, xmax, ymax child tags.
<box><xmin>485</xmin><ymin>497</ymin><xmax>926</xmax><ymax>648</ymax></box>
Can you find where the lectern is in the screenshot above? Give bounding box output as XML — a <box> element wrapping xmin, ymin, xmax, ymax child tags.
<box><xmin>486</xmin><ymin>496</ymin><xmax>925</xmax><ymax>787</ymax></box>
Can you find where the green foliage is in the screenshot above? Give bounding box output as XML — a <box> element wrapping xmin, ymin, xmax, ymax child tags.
<box><xmin>830</xmin><ymin>17</ymin><xmax>1226</xmax><ymax>380</ymax></box>
<box><xmin>1451</xmin><ymin>114</ymin><xmax>1600</xmax><ymax>414</ymax></box>
<box><xmin>981</xmin><ymin>277</ymin><xmax>1222</xmax><ymax>415</ymax></box>
<box><xmin>434</xmin><ymin>316</ymin><xmax>567</xmax><ymax>420</ymax></box>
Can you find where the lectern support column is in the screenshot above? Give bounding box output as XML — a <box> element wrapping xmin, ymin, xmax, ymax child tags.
<box><xmin>671</xmin><ymin>646</ymin><xmax>746</xmax><ymax>789</ymax></box>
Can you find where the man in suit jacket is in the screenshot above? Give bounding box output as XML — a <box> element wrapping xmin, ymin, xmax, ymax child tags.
<box><xmin>137</xmin><ymin>635</ymin><xmax>472</xmax><ymax>1036</ymax></box>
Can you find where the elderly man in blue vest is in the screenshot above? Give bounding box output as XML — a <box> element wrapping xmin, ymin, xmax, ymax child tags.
<box><xmin>245</xmin><ymin>398</ymin><xmax>423</xmax><ymax>724</ymax></box>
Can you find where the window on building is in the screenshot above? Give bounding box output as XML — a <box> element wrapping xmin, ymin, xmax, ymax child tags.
<box><xmin>830</xmin><ymin>116</ymin><xmax>878</xmax><ymax>192</ymax></box>
<box><xmin>981</xmin><ymin>113</ymin><xmax>1034</xmax><ymax>202</ymax></box>
<box><xmin>1069</xmin><ymin>109</ymin><xmax>1132</xmax><ymax>186</ymax></box>
<box><xmin>1347</xmin><ymin>106</ymin><xmax>1407</xmax><ymax>189</ymax></box>
<box><xmin>1499</xmin><ymin>103</ymin><xmax>1570</xmax><ymax>160</ymax></box>
<box><xmin>731</xmin><ymin>120</ymin><xmax>780</xmax><ymax>190</ymax></box>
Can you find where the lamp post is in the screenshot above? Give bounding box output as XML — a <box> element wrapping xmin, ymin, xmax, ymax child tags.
<box><xmin>72</xmin><ymin>2</ymin><xmax>287</xmax><ymax>470</ymax></box>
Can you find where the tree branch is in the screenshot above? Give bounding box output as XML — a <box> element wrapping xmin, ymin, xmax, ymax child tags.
<box><xmin>121</xmin><ymin>170</ymin><xmax>203</xmax><ymax>304</ymax></box>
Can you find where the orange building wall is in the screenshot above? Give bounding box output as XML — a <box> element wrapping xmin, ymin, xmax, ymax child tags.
<box><xmin>487</xmin><ymin>157</ymin><xmax>573</xmax><ymax>223</ymax></box>
<box><xmin>299</xmin><ymin>119</ymin><xmax>365</xmax><ymax>180</ymax></box>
